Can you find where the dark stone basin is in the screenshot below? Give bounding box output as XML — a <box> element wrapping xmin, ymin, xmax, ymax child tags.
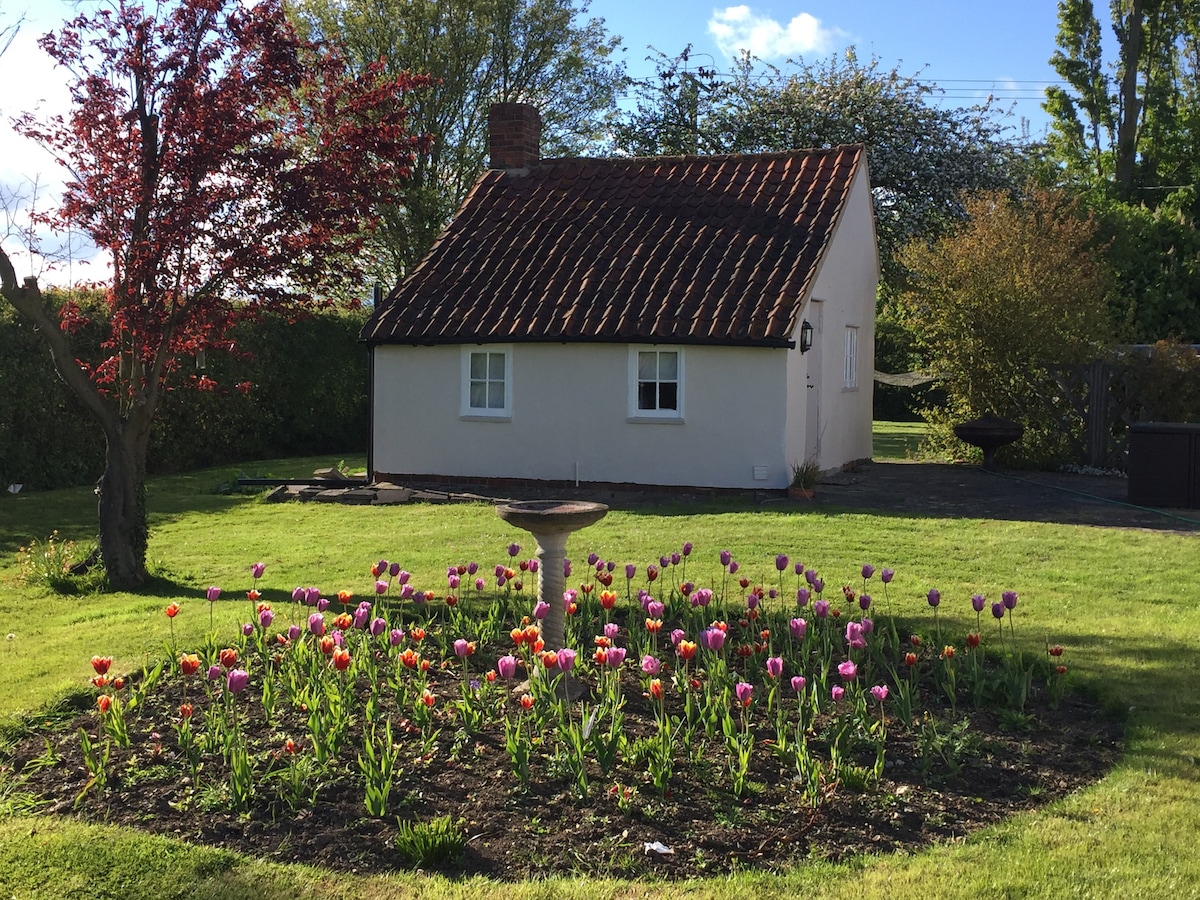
<box><xmin>953</xmin><ymin>414</ymin><xmax>1024</xmax><ymax>470</ymax></box>
<box><xmin>495</xmin><ymin>500</ymin><xmax>609</xmax><ymax>534</ymax></box>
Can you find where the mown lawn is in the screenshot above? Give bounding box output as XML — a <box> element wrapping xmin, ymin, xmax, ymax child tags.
<box><xmin>1</xmin><ymin>451</ymin><xmax>1198</xmax><ymax>898</ymax></box>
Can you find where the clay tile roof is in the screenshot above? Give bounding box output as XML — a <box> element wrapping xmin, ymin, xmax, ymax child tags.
<box><xmin>361</xmin><ymin>145</ymin><xmax>865</xmax><ymax>348</ymax></box>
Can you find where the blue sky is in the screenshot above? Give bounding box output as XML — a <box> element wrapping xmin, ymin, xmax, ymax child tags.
<box><xmin>2</xmin><ymin>1</ymin><xmax>1069</xmax><ymax>281</ymax></box>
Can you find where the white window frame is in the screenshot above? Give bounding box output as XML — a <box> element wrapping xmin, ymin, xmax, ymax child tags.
<box><xmin>461</xmin><ymin>345</ymin><xmax>512</xmax><ymax>419</ymax></box>
<box><xmin>628</xmin><ymin>347</ymin><xmax>684</xmax><ymax>421</ymax></box>
<box><xmin>843</xmin><ymin>326</ymin><xmax>858</xmax><ymax>389</ymax></box>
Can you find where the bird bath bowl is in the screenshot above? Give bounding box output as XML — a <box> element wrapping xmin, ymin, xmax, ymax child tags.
<box><xmin>953</xmin><ymin>414</ymin><xmax>1024</xmax><ymax>471</ymax></box>
<box><xmin>495</xmin><ymin>500</ymin><xmax>608</xmax><ymax>654</ymax></box>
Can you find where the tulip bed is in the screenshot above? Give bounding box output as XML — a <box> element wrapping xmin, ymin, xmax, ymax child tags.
<box><xmin>4</xmin><ymin>547</ymin><xmax>1119</xmax><ymax>879</ymax></box>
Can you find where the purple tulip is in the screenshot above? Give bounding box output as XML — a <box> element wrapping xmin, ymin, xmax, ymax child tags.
<box><xmin>389</xmin><ymin>628</ymin><xmax>404</xmax><ymax>646</ymax></box>
<box><xmin>765</xmin><ymin>656</ymin><xmax>784</xmax><ymax>678</ymax></box>
<box><xmin>557</xmin><ymin>648</ymin><xmax>577</xmax><ymax>673</ymax></box>
<box><xmin>461</xmin><ymin>561</ymin><xmax>475</xmax><ymax>576</ymax></box>
<box><xmin>861</xmin><ymin>564</ymin><xmax>875</xmax><ymax>579</ymax></box>
<box><xmin>838</xmin><ymin>659</ymin><xmax>858</xmax><ymax>681</ymax></box>
<box><xmin>845</xmin><ymin>621</ymin><xmax>866</xmax><ymax>650</ymax></box>
<box><xmin>396</xmin><ymin>570</ymin><xmax>410</xmax><ymax>585</ymax></box>
<box><xmin>831</xmin><ymin>685</ymin><xmax>845</xmax><ymax>702</ymax></box>
<box><xmin>508</xmin><ymin>543</ymin><xmax>521</xmax><ymax>558</ymax></box>
<box><xmin>862</xmin><ymin>617</ymin><xmax>874</xmax><ymax>634</ymax></box>
<box><xmin>226</xmin><ymin>669</ymin><xmax>250</xmax><ymax>693</ymax></box>
<box><xmin>625</xmin><ymin>563</ymin><xmax>637</xmax><ymax>580</ymax></box>
<box><xmin>448</xmin><ymin>574</ymin><xmax>460</xmax><ymax>589</ymax></box>
<box><xmin>791</xmin><ymin>675</ymin><xmax>807</xmax><ymax>693</ymax></box>
<box><xmin>789</xmin><ymin>617</ymin><xmax>807</xmax><ymax>639</ymax></box>
<box><xmin>682</xmin><ymin>542</ymin><xmax>693</xmax><ymax>557</ymax></box>
<box><xmin>332</xmin><ymin>631</ymin><xmax>345</xmax><ymax>647</ymax></box>
<box><xmin>562</xmin><ymin>589</ymin><xmax>577</xmax><ymax>610</ymax></box>
<box><xmin>728</xmin><ymin>561</ymin><xmax>739</xmax><ymax>575</ymax></box>
<box><xmin>927</xmin><ymin>588</ymin><xmax>941</xmax><ymax>608</ymax></box>
<box><xmin>972</xmin><ymin>593</ymin><xmax>986</xmax><ymax>612</ymax></box>
<box><xmin>719</xmin><ymin>550</ymin><xmax>732</xmax><ymax>567</ymax></box>
<box><xmin>377</xmin><ymin>559</ymin><xmax>388</xmax><ymax>574</ymax></box>
<box><xmin>606</xmin><ymin>560</ymin><xmax>615</xmax><ymax>573</ymax></box>
<box><xmin>641</xmin><ymin>654</ymin><xmax>661</xmax><ymax>675</ymax></box>
<box><xmin>291</xmin><ymin>586</ymin><xmax>305</xmax><ymax>603</ymax></box>
<box><xmin>604</xmin><ymin>622</ymin><xmax>619</xmax><ymax>639</ymax></box>
<box><xmin>647</xmin><ymin>600</ymin><xmax>665</xmax><ymax>619</ymax></box>
<box><xmin>768</xmin><ymin>588</ymin><xmax>777</xmax><ymax>599</ymax></box>
<box><xmin>475</xmin><ymin>578</ymin><xmax>485</xmax><ymax>591</ymax></box>
<box><xmin>497</xmin><ymin>655</ymin><xmax>518</xmax><ymax>680</ymax></box>
<box><xmin>735</xmin><ymin>682</ymin><xmax>754</xmax><ymax>705</ymax></box>
<box><xmin>701</xmin><ymin>627</ymin><xmax>726</xmax><ymax>651</ymax></box>
<box><xmin>670</xmin><ymin>552</ymin><xmax>681</xmax><ymax>566</ymax></box>
<box><xmin>659</xmin><ymin>555</ymin><xmax>669</xmax><ymax>568</ymax></box>
<box><xmin>992</xmin><ymin>602</ymin><xmax>1005</xmax><ymax>620</ymax></box>
<box><xmin>746</xmin><ymin>593</ymin><xmax>760</xmax><ymax>610</ymax></box>
<box><xmin>207</xmin><ymin>664</ymin><xmax>222</xmax><ymax>681</ymax></box>
<box><xmin>454</xmin><ymin>639</ymin><xmax>472</xmax><ymax>658</ymax></box>
<box><xmin>870</xmin><ymin>684</ymin><xmax>889</xmax><ymax>703</ymax></box>
<box><xmin>258</xmin><ymin>608</ymin><xmax>275</xmax><ymax>631</ymax></box>
<box><xmin>690</xmin><ymin>588</ymin><xmax>712</xmax><ymax>608</ymax></box>
<box><xmin>410</xmin><ymin>590</ymin><xmax>426</xmax><ymax>604</ymax></box>
<box><xmin>206</xmin><ymin>586</ymin><xmax>221</xmax><ymax>602</ymax></box>
<box><xmin>370</xmin><ymin>617</ymin><xmax>387</xmax><ymax>637</ymax></box>
<box><xmin>606</xmin><ymin>647</ymin><xmax>627</xmax><ymax>668</ymax></box>
<box><xmin>251</xmin><ymin>562</ymin><xmax>265</xmax><ymax>579</ymax></box>
<box><xmin>353</xmin><ymin>607</ymin><xmax>370</xmax><ymax>629</ymax></box>
<box><xmin>308</xmin><ymin>613</ymin><xmax>325</xmax><ymax>636</ymax></box>
<box><xmin>796</xmin><ymin>587</ymin><xmax>811</xmax><ymax>606</ymax></box>
<box><xmin>529</xmin><ymin>559</ymin><xmax>540</xmax><ymax>574</ymax></box>
<box><xmin>804</xmin><ymin>569</ymin><xmax>817</xmax><ymax>586</ymax></box>
<box><xmin>814</xmin><ymin>599</ymin><xmax>829</xmax><ymax>618</ymax></box>
<box><xmin>670</xmin><ymin>629</ymin><xmax>686</xmax><ymax>646</ymax></box>
<box><xmin>812</xmin><ymin>578</ymin><xmax>825</xmax><ymax>593</ymax></box>
<box><xmin>316</xmin><ymin>598</ymin><xmax>330</xmax><ymax>612</ymax></box>
<box><xmin>794</xmin><ymin>561</ymin><xmax>804</xmax><ymax>575</ymax></box>
<box><xmin>399</xmin><ymin>584</ymin><xmax>414</xmax><ymax>600</ymax></box>
<box><xmin>1002</xmin><ymin>590</ymin><xmax>1019</xmax><ymax>610</ymax></box>
<box><xmin>305</xmin><ymin>587</ymin><xmax>320</xmax><ymax>605</ymax></box>
<box><xmin>859</xmin><ymin>593</ymin><xmax>872</xmax><ymax>611</ymax></box>
<box><xmin>563</xmin><ymin>559</ymin><xmax>572</xmax><ymax>578</ymax></box>
<box><xmin>586</xmin><ymin>552</ymin><xmax>599</xmax><ymax>566</ymax></box>
<box><xmin>242</xmin><ymin>623</ymin><xmax>254</xmax><ymax>637</ymax></box>
<box><xmin>775</xmin><ymin>554</ymin><xmax>789</xmax><ymax>571</ymax></box>
<box><xmin>532</xmin><ymin>601</ymin><xmax>550</xmax><ymax>620</ymax></box>
<box><xmin>881</xmin><ymin>568</ymin><xmax>894</xmax><ymax>584</ymax></box>
<box><xmin>287</xmin><ymin>624</ymin><xmax>301</xmax><ymax>642</ymax></box>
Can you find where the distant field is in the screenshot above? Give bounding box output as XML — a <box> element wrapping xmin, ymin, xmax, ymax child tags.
<box><xmin>872</xmin><ymin>420</ymin><xmax>927</xmax><ymax>459</ymax></box>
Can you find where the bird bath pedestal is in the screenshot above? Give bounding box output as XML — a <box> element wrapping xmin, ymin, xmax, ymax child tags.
<box><xmin>495</xmin><ymin>500</ymin><xmax>608</xmax><ymax>653</ymax></box>
<box><xmin>953</xmin><ymin>414</ymin><xmax>1025</xmax><ymax>471</ymax></box>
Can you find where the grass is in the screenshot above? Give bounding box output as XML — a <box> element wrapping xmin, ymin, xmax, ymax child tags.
<box><xmin>872</xmin><ymin>419</ymin><xmax>930</xmax><ymax>460</ymax></box>
<box><xmin>2</xmin><ymin>450</ymin><xmax>1200</xmax><ymax>897</ymax></box>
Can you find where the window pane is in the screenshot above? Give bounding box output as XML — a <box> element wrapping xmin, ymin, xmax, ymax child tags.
<box><xmin>487</xmin><ymin>382</ymin><xmax>505</xmax><ymax>409</ymax></box>
<box><xmin>659</xmin><ymin>382</ymin><xmax>678</xmax><ymax>410</ymax></box>
<box><xmin>469</xmin><ymin>381</ymin><xmax>487</xmax><ymax>408</ymax></box>
<box><xmin>638</xmin><ymin>381</ymin><xmax>657</xmax><ymax>410</ymax></box>
<box><xmin>658</xmin><ymin>351</ymin><xmax>678</xmax><ymax>380</ymax></box>
<box><xmin>488</xmin><ymin>352</ymin><xmax>505</xmax><ymax>380</ymax></box>
<box><xmin>470</xmin><ymin>353</ymin><xmax>487</xmax><ymax>380</ymax></box>
<box><xmin>638</xmin><ymin>352</ymin><xmax>657</xmax><ymax>380</ymax></box>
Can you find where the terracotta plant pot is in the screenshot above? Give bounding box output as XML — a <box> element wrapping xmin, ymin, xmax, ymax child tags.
<box><xmin>788</xmin><ymin>486</ymin><xmax>815</xmax><ymax>500</ymax></box>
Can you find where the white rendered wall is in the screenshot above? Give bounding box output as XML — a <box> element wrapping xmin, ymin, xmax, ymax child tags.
<box><xmin>372</xmin><ymin>343</ymin><xmax>793</xmax><ymax>488</ymax></box>
<box><xmin>784</xmin><ymin>162</ymin><xmax>879</xmax><ymax>471</ymax></box>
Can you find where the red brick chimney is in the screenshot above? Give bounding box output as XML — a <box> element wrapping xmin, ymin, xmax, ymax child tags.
<box><xmin>488</xmin><ymin>103</ymin><xmax>541</xmax><ymax>171</ymax></box>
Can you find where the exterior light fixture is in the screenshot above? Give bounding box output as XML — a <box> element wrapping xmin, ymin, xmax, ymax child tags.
<box><xmin>799</xmin><ymin>320</ymin><xmax>814</xmax><ymax>353</ymax></box>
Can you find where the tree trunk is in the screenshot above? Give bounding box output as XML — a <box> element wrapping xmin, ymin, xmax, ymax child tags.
<box><xmin>97</xmin><ymin>422</ymin><xmax>149</xmax><ymax>590</ymax></box>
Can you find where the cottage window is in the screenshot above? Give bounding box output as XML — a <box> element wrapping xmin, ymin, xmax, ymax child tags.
<box><xmin>843</xmin><ymin>326</ymin><xmax>858</xmax><ymax>389</ymax></box>
<box><xmin>629</xmin><ymin>348</ymin><xmax>683</xmax><ymax>420</ymax></box>
<box><xmin>462</xmin><ymin>346</ymin><xmax>512</xmax><ymax>418</ymax></box>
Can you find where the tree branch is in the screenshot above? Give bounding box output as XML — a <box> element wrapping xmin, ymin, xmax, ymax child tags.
<box><xmin>0</xmin><ymin>244</ymin><xmax>118</xmax><ymax>435</ymax></box>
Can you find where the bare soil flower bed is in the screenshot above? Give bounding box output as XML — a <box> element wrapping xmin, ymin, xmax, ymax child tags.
<box><xmin>4</xmin><ymin>668</ymin><xmax>1120</xmax><ymax>880</ymax></box>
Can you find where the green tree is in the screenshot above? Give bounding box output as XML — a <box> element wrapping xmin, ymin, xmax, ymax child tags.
<box><xmin>615</xmin><ymin>49</ymin><xmax>1023</xmax><ymax>294</ymax></box>
<box><xmin>898</xmin><ymin>188</ymin><xmax>1115</xmax><ymax>465</ymax></box>
<box><xmin>287</xmin><ymin>0</ymin><xmax>625</xmax><ymax>287</ymax></box>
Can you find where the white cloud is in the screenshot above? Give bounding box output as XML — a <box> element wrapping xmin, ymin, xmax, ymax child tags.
<box><xmin>708</xmin><ymin>5</ymin><xmax>845</xmax><ymax>60</ymax></box>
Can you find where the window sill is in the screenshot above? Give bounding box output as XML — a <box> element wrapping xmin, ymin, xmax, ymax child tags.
<box><xmin>626</xmin><ymin>415</ymin><xmax>685</xmax><ymax>425</ymax></box>
<box><xmin>460</xmin><ymin>414</ymin><xmax>512</xmax><ymax>423</ymax></box>
<box><xmin>841</xmin><ymin>386</ymin><xmax>859</xmax><ymax>393</ymax></box>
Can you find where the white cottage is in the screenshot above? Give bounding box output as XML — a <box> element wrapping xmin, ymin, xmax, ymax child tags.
<box><xmin>361</xmin><ymin>103</ymin><xmax>879</xmax><ymax>492</ymax></box>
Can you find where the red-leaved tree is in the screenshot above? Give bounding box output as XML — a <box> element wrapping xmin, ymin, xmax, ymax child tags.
<box><xmin>0</xmin><ymin>0</ymin><xmax>430</xmax><ymax>589</ymax></box>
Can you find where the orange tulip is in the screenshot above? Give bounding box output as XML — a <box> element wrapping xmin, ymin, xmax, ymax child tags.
<box><xmin>519</xmin><ymin>693</ymin><xmax>534</xmax><ymax>710</ymax></box>
<box><xmin>90</xmin><ymin>655</ymin><xmax>112</xmax><ymax>675</ymax></box>
<box><xmin>164</xmin><ymin>602</ymin><xmax>180</xmax><ymax>618</ymax></box>
<box><xmin>420</xmin><ymin>688</ymin><xmax>436</xmax><ymax>707</ymax></box>
<box><xmin>332</xmin><ymin>647</ymin><xmax>351</xmax><ymax>671</ymax></box>
<box><xmin>599</xmin><ymin>590</ymin><xmax>617</xmax><ymax>609</ymax></box>
<box><xmin>179</xmin><ymin>653</ymin><xmax>201</xmax><ymax>676</ymax></box>
<box><xmin>179</xmin><ymin>703</ymin><xmax>193</xmax><ymax>719</ymax></box>
<box><xmin>319</xmin><ymin>636</ymin><xmax>336</xmax><ymax>656</ymax></box>
<box><xmin>219</xmin><ymin>648</ymin><xmax>238</xmax><ymax>668</ymax></box>
<box><xmin>96</xmin><ymin>694</ymin><xmax>112</xmax><ymax>713</ymax></box>
<box><xmin>649</xmin><ymin>678</ymin><xmax>664</xmax><ymax>700</ymax></box>
<box><xmin>333</xmin><ymin>613</ymin><xmax>353</xmax><ymax>630</ymax></box>
<box><xmin>677</xmin><ymin>640</ymin><xmax>697</xmax><ymax>661</ymax></box>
